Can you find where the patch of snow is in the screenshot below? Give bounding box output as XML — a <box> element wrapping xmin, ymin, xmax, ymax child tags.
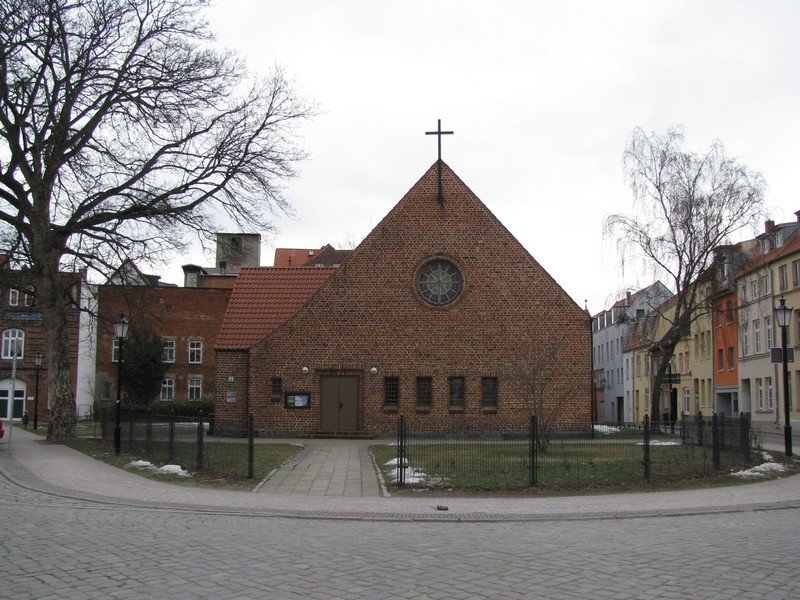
<box><xmin>593</xmin><ymin>424</ymin><xmax>620</xmax><ymax>434</ymax></box>
<box><xmin>390</xmin><ymin>466</ymin><xmax>427</xmax><ymax>484</ymax></box>
<box><xmin>128</xmin><ymin>460</ymin><xmax>154</xmax><ymax>469</ymax></box>
<box><xmin>158</xmin><ymin>464</ymin><xmax>192</xmax><ymax>477</ymax></box>
<box><xmin>761</xmin><ymin>452</ymin><xmax>774</xmax><ymax>462</ymax></box>
<box><xmin>731</xmin><ymin>462</ymin><xmax>788</xmax><ymax>478</ymax></box>
<box><xmin>384</xmin><ymin>458</ymin><xmax>408</xmax><ymax>467</ymax></box>
<box><xmin>637</xmin><ymin>440</ymin><xmax>679</xmax><ymax>446</ymax></box>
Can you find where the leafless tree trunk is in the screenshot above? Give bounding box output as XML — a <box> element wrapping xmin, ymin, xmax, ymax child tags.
<box><xmin>605</xmin><ymin>127</ymin><xmax>765</xmax><ymax>425</ymax></box>
<box><xmin>0</xmin><ymin>0</ymin><xmax>312</xmax><ymax>439</ymax></box>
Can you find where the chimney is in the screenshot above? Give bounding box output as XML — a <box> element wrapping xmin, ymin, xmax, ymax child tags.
<box><xmin>626</xmin><ymin>291</ymin><xmax>632</xmax><ymax>306</ymax></box>
<box><xmin>765</xmin><ymin>220</ymin><xmax>775</xmax><ymax>233</ymax></box>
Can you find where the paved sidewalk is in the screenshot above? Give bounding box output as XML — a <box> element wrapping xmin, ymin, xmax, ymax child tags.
<box><xmin>1</xmin><ymin>427</ymin><xmax>798</xmax><ymax>522</ymax></box>
<box><xmin>255</xmin><ymin>438</ymin><xmax>382</xmax><ymax>496</ymax></box>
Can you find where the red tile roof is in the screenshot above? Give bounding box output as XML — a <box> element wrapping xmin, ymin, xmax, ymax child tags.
<box><xmin>274</xmin><ymin>248</ymin><xmax>318</xmax><ymax>267</ymax></box>
<box><xmin>215</xmin><ymin>267</ymin><xmax>335</xmax><ymax>350</ymax></box>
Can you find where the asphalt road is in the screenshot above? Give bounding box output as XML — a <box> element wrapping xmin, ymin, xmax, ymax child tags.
<box><xmin>3</xmin><ymin>474</ymin><xmax>798</xmax><ymax>599</ymax></box>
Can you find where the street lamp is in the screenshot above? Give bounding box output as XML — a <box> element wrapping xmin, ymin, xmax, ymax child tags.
<box><xmin>774</xmin><ymin>297</ymin><xmax>793</xmax><ymax>459</ymax></box>
<box><xmin>33</xmin><ymin>351</ymin><xmax>42</xmax><ymax>431</ymax></box>
<box><xmin>113</xmin><ymin>313</ymin><xmax>129</xmax><ymax>457</ymax></box>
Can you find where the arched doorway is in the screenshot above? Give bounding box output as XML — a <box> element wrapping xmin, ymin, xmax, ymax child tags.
<box><xmin>0</xmin><ymin>378</ymin><xmax>27</xmax><ymax>420</ymax></box>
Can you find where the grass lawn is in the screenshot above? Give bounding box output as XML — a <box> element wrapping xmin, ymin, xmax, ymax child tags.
<box><xmin>372</xmin><ymin>440</ymin><xmax>794</xmax><ymax>495</ymax></box>
<box><xmin>65</xmin><ymin>437</ymin><xmax>301</xmax><ymax>490</ymax></box>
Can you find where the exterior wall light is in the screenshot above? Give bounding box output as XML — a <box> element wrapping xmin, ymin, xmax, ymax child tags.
<box><xmin>370</xmin><ymin>367</ymin><xmax>378</xmax><ymax>375</ymax></box>
<box><xmin>301</xmin><ymin>366</ymin><xmax>309</xmax><ymax>375</ymax></box>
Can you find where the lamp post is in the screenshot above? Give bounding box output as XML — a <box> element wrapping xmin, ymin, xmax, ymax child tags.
<box><xmin>113</xmin><ymin>313</ymin><xmax>129</xmax><ymax>457</ymax></box>
<box><xmin>774</xmin><ymin>298</ymin><xmax>793</xmax><ymax>459</ymax></box>
<box><xmin>33</xmin><ymin>351</ymin><xmax>42</xmax><ymax>431</ymax></box>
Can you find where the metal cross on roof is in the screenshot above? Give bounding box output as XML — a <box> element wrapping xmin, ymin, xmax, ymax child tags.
<box><xmin>425</xmin><ymin>119</ymin><xmax>453</xmax><ymax>203</ymax></box>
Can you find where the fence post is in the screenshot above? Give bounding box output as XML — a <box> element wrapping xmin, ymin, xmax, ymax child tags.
<box><xmin>530</xmin><ymin>414</ymin><xmax>538</xmax><ymax>487</ymax></box>
<box><xmin>643</xmin><ymin>415</ymin><xmax>651</xmax><ymax>482</ymax></box>
<box><xmin>740</xmin><ymin>412</ymin><xmax>750</xmax><ymax>462</ymax></box>
<box><xmin>247</xmin><ymin>413</ymin><xmax>255</xmax><ymax>479</ymax></box>
<box><xmin>712</xmin><ymin>412</ymin><xmax>720</xmax><ymax>470</ymax></box>
<box><xmin>196</xmin><ymin>411</ymin><xmax>205</xmax><ymax>471</ymax></box>
<box><xmin>696</xmin><ymin>411</ymin><xmax>704</xmax><ymax>446</ymax></box>
<box><xmin>680</xmin><ymin>411</ymin><xmax>687</xmax><ymax>444</ymax></box>
<box><xmin>127</xmin><ymin>413</ymin><xmax>134</xmax><ymax>453</ymax></box>
<box><xmin>397</xmin><ymin>415</ymin><xmax>405</xmax><ymax>487</ymax></box>
<box><xmin>168</xmin><ymin>408</ymin><xmax>175</xmax><ymax>463</ymax></box>
<box><xmin>146</xmin><ymin>413</ymin><xmax>152</xmax><ymax>456</ymax></box>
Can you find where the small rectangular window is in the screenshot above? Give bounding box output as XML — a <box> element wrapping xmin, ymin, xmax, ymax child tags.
<box><xmin>449</xmin><ymin>377</ymin><xmax>465</xmax><ymax>408</ymax></box>
<box><xmin>8</xmin><ymin>289</ymin><xmax>18</xmax><ymax>307</ymax></box>
<box><xmin>384</xmin><ymin>377</ymin><xmax>399</xmax><ymax>407</ymax></box>
<box><xmin>189</xmin><ymin>340</ymin><xmax>202</xmax><ymax>364</ymax></box>
<box><xmin>162</xmin><ymin>340</ymin><xmax>175</xmax><ymax>363</ymax></box>
<box><xmin>481</xmin><ymin>377</ymin><xmax>498</xmax><ymax>407</ymax></box>
<box><xmin>188</xmin><ymin>378</ymin><xmax>202</xmax><ymax>401</ymax></box>
<box><xmin>161</xmin><ymin>377</ymin><xmax>175</xmax><ymax>402</ymax></box>
<box><xmin>416</xmin><ymin>377</ymin><xmax>432</xmax><ymax>407</ymax></box>
<box><xmin>112</xmin><ymin>338</ymin><xmax>121</xmax><ymax>362</ymax></box>
<box><xmin>271</xmin><ymin>377</ymin><xmax>283</xmax><ymax>399</ymax></box>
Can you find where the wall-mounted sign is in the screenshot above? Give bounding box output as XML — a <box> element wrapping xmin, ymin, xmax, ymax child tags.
<box><xmin>285</xmin><ymin>392</ymin><xmax>311</xmax><ymax>408</ymax></box>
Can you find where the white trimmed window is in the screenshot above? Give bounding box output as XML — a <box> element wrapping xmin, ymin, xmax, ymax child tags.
<box><xmin>756</xmin><ymin>378</ymin><xmax>764</xmax><ymax>410</ymax></box>
<box><xmin>2</xmin><ymin>329</ymin><xmax>24</xmax><ymax>359</ymax></box>
<box><xmin>8</xmin><ymin>289</ymin><xmax>18</xmax><ymax>306</ymax></box>
<box><xmin>112</xmin><ymin>339</ymin><xmax>121</xmax><ymax>362</ymax></box>
<box><xmin>161</xmin><ymin>377</ymin><xmax>175</xmax><ymax>402</ymax></box>
<box><xmin>766</xmin><ymin>316</ymin><xmax>773</xmax><ymax>349</ymax></box>
<box><xmin>753</xmin><ymin>320</ymin><xmax>761</xmax><ymax>353</ymax></box>
<box><xmin>188</xmin><ymin>377</ymin><xmax>202</xmax><ymax>401</ymax></box>
<box><xmin>766</xmin><ymin>377</ymin><xmax>774</xmax><ymax>409</ymax></box>
<box><xmin>188</xmin><ymin>340</ymin><xmax>202</xmax><ymax>364</ymax></box>
<box><xmin>162</xmin><ymin>340</ymin><xmax>175</xmax><ymax>363</ymax></box>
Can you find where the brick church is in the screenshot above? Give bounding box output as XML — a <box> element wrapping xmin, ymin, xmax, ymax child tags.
<box><xmin>214</xmin><ymin>161</ymin><xmax>591</xmax><ymax>435</ymax></box>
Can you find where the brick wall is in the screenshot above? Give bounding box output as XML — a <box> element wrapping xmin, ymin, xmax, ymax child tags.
<box><xmin>220</xmin><ymin>163</ymin><xmax>591</xmax><ymax>435</ymax></box>
<box><xmin>97</xmin><ymin>286</ymin><xmax>232</xmax><ymax>408</ymax></box>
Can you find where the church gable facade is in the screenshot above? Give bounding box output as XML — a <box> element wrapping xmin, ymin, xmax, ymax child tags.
<box><xmin>215</xmin><ymin>162</ymin><xmax>591</xmax><ymax>435</ymax></box>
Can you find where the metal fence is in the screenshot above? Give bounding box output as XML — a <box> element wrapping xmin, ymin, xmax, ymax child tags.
<box><xmin>394</xmin><ymin>412</ymin><xmax>754</xmax><ymax>490</ymax></box>
<box><xmin>94</xmin><ymin>410</ymin><xmax>256</xmax><ymax>479</ymax></box>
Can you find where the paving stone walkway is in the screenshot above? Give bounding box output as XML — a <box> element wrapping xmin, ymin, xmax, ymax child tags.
<box><xmin>255</xmin><ymin>438</ymin><xmax>382</xmax><ymax>496</ymax></box>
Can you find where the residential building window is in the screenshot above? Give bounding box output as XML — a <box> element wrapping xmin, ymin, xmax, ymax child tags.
<box><xmin>449</xmin><ymin>377</ymin><xmax>465</xmax><ymax>408</ymax></box>
<box><xmin>1</xmin><ymin>329</ymin><xmax>24</xmax><ymax>360</ymax></box>
<box><xmin>384</xmin><ymin>377</ymin><xmax>399</xmax><ymax>407</ymax></box>
<box><xmin>761</xmin><ymin>275</ymin><xmax>770</xmax><ymax>296</ymax></box>
<box><xmin>685</xmin><ymin>350</ymin><xmax>690</xmax><ymax>371</ymax></box>
<box><xmin>779</xmin><ymin>265</ymin><xmax>789</xmax><ymax>292</ymax></box>
<box><xmin>23</xmin><ymin>286</ymin><xmax>34</xmax><ymax>307</ymax></box>
<box><xmin>112</xmin><ymin>338</ymin><xmax>121</xmax><ymax>362</ymax></box>
<box><xmin>683</xmin><ymin>388</ymin><xmax>690</xmax><ymax>413</ymax></box>
<box><xmin>644</xmin><ymin>388</ymin><xmax>650</xmax><ymax>413</ymax></box>
<box><xmin>716</xmin><ymin>306</ymin><xmax>723</xmax><ymax>327</ymax></box>
<box><xmin>161</xmin><ymin>377</ymin><xmax>175</xmax><ymax>402</ymax></box>
<box><xmin>188</xmin><ymin>340</ymin><xmax>202</xmax><ymax>364</ymax></box>
<box><xmin>100</xmin><ymin>381</ymin><xmax>112</xmax><ymax>401</ymax></box>
<box><xmin>188</xmin><ymin>378</ymin><xmax>202</xmax><ymax>401</ymax></box>
<box><xmin>726</xmin><ymin>301</ymin><xmax>734</xmax><ymax>323</ymax></box>
<box><xmin>718</xmin><ymin>349</ymin><xmax>724</xmax><ymax>372</ymax></box>
<box><xmin>753</xmin><ymin>320</ymin><xmax>761</xmax><ymax>353</ymax></box>
<box><xmin>756</xmin><ymin>378</ymin><xmax>764</xmax><ymax>410</ymax></box>
<box><xmin>766</xmin><ymin>377</ymin><xmax>774</xmax><ymax>409</ymax></box>
<box><xmin>794</xmin><ymin>260</ymin><xmax>800</xmax><ymax>288</ymax></box>
<box><xmin>416</xmin><ymin>377</ymin><xmax>432</xmax><ymax>407</ymax></box>
<box><xmin>8</xmin><ymin>288</ymin><xmax>18</xmax><ymax>307</ymax></box>
<box><xmin>727</xmin><ymin>347</ymin><xmax>735</xmax><ymax>370</ymax></box>
<box><xmin>482</xmin><ymin>377</ymin><xmax>498</xmax><ymax>408</ymax></box>
<box><xmin>751</xmin><ymin>280</ymin><xmax>758</xmax><ymax>299</ymax></box>
<box><xmin>271</xmin><ymin>377</ymin><xmax>283</xmax><ymax>399</ymax></box>
<box><xmin>162</xmin><ymin>340</ymin><xmax>175</xmax><ymax>363</ymax></box>
<box><xmin>741</xmin><ymin>322</ymin><xmax>749</xmax><ymax>356</ymax></box>
<box><xmin>766</xmin><ymin>316</ymin><xmax>773</xmax><ymax>349</ymax></box>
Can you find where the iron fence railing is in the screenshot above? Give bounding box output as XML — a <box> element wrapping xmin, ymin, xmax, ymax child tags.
<box><xmin>93</xmin><ymin>409</ymin><xmax>256</xmax><ymax>479</ymax></box>
<box><xmin>395</xmin><ymin>412</ymin><xmax>754</xmax><ymax>490</ymax></box>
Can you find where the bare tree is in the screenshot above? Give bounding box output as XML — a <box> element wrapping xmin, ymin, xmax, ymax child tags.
<box><xmin>0</xmin><ymin>0</ymin><xmax>312</xmax><ymax>439</ymax></box>
<box><xmin>605</xmin><ymin>127</ymin><xmax>766</xmax><ymax>424</ymax></box>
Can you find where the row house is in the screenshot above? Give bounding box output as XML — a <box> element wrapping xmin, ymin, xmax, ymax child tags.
<box><xmin>600</xmin><ymin>215</ymin><xmax>800</xmax><ymax>431</ymax></box>
<box><xmin>592</xmin><ymin>282</ymin><xmax>672</xmax><ymax>422</ymax></box>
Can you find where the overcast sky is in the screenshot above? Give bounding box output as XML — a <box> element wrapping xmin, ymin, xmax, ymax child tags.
<box><xmin>154</xmin><ymin>0</ymin><xmax>800</xmax><ymax>312</ymax></box>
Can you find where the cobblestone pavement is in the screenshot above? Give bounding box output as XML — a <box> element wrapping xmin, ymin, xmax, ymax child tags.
<box><xmin>3</xmin><ymin>471</ymin><xmax>799</xmax><ymax>599</ymax></box>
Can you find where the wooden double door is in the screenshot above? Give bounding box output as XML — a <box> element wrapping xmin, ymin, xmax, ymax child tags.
<box><xmin>319</xmin><ymin>375</ymin><xmax>359</xmax><ymax>431</ymax></box>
